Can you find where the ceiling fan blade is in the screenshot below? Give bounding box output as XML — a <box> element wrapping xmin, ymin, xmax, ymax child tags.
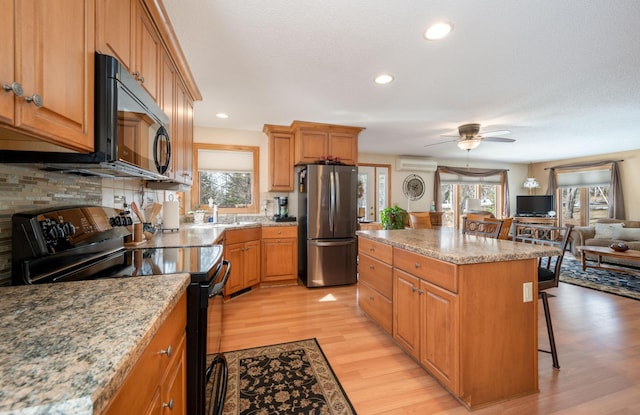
<box><xmin>480</xmin><ymin>129</ymin><xmax>511</xmax><ymax>136</ymax></box>
<box><xmin>424</xmin><ymin>138</ymin><xmax>457</xmax><ymax>147</ymax></box>
<box><xmin>482</xmin><ymin>136</ymin><xmax>516</xmax><ymax>143</ymax></box>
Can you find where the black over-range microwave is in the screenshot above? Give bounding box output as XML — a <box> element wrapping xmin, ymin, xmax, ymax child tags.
<box><xmin>0</xmin><ymin>53</ymin><xmax>171</xmax><ymax>180</ymax></box>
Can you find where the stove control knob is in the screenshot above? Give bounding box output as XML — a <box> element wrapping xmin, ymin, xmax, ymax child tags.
<box><xmin>49</xmin><ymin>223</ymin><xmax>64</xmax><ymax>239</ymax></box>
<box><xmin>109</xmin><ymin>217</ymin><xmax>117</xmax><ymax>227</ymax></box>
<box><xmin>62</xmin><ymin>221</ymin><xmax>76</xmax><ymax>237</ymax></box>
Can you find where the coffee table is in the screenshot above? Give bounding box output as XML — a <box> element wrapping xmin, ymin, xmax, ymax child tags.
<box><xmin>577</xmin><ymin>245</ymin><xmax>640</xmax><ymax>277</ymax></box>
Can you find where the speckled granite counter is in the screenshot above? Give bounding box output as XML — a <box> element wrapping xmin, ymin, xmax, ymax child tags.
<box><xmin>357</xmin><ymin>227</ymin><xmax>560</xmax><ymax>264</ymax></box>
<box><xmin>141</xmin><ymin>221</ymin><xmax>297</xmax><ymax>248</ymax></box>
<box><xmin>0</xmin><ymin>273</ymin><xmax>190</xmax><ymax>415</ymax></box>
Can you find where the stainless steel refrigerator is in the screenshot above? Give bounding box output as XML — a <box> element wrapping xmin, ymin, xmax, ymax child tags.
<box><xmin>298</xmin><ymin>164</ymin><xmax>358</xmax><ymax>287</ymax></box>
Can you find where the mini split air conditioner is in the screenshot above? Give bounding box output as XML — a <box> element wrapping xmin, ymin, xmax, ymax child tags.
<box><xmin>395</xmin><ymin>157</ymin><xmax>438</xmax><ymax>172</ymax></box>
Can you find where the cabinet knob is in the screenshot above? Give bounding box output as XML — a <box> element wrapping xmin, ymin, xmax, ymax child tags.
<box><xmin>277</xmin><ymin>230</ymin><xmax>282</xmax><ymax>234</ymax></box>
<box><xmin>163</xmin><ymin>398</ymin><xmax>175</xmax><ymax>410</ymax></box>
<box><xmin>2</xmin><ymin>81</ymin><xmax>23</xmax><ymax>97</ymax></box>
<box><xmin>369</xmin><ymin>265</ymin><xmax>374</xmax><ymax>270</ymax></box>
<box><xmin>24</xmin><ymin>93</ymin><xmax>43</xmax><ymax>108</ymax></box>
<box><xmin>132</xmin><ymin>71</ymin><xmax>140</xmax><ymax>79</ymax></box>
<box><xmin>160</xmin><ymin>345</ymin><xmax>173</xmax><ymax>357</ymax></box>
<box><xmin>369</xmin><ymin>246</ymin><xmax>374</xmax><ymax>251</ymax></box>
<box><xmin>369</xmin><ymin>296</ymin><xmax>374</xmax><ymax>300</ymax></box>
<box><xmin>139</xmin><ymin>76</ymin><xmax>145</xmax><ymax>83</ymax></box>
<box><xmin>414</xmin><ymin>263</ymin><xmax>420</xmax><ymax>269</ymax></box>
<box><xmin>411</xmin><ymin>286</ymin><xmax>418</xmax><ymax>292</ymax></box>
<box><xmin>418</xmin><ymin>289</ymin><xmax>424</xmax><ymax>295</ymax></box>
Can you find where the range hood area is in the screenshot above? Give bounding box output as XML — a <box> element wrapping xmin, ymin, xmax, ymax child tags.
<box><xmin>0</xmin><ymin>149</ymin><xmax>173</xmax><ymax>181</ymax></box>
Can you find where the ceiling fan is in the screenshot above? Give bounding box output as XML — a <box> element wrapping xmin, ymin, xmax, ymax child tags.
<box><xmin>425</xmin><ymin>123</ymin><xmax>516</xmax><ymax>151</ymax></box>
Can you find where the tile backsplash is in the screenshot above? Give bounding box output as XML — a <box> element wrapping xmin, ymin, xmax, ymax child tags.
<box><xmin>0</xmin><ymin>164</ymin><xmax>150</xmax><ymax>286</ymax></box>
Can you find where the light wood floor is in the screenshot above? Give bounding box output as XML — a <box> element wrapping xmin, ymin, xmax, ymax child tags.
<box><xmin>220</xmin><ymin>282</ymin><xmax>640</xmax><ymax>415</ymax></box>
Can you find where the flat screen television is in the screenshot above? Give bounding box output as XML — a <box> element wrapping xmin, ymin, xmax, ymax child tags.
<box><xmin>516</xmin><ymin>195</ymin><xmax>554</xmax><ymax>217</ymax></box>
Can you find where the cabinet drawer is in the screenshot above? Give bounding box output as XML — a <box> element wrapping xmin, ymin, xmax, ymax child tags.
<box><xmin>358</xmin><ymin>254</ymin><xmax>392</xmax><ymax>299</ymax></box>
<box><xmin>358</xmin><ymin>237</ymin><xmax>393</xmax><ymax>265</ymax></box>
<box><xmin>358</xmin><ymin>282</ymin><xmax>392</xmax><ymax>334</ymax></box>
<box><xmin>262</xmin><ymin>226</ymin><xmax>297</xmax><ymax>239</ymax></box>
<box><xmin>225</xmin><ymin>227</ymin><xmax>261</xmax><ymax>244</ymax></box>
<box><xmin>393</xmin><ymin>248</ymin><xmax>458</xmax><ymax>293</ymax></box>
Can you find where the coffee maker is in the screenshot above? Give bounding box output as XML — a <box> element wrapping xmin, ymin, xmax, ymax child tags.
<box><xmin>273</xmin><ymin>196</ymin><xmax>295</xmax><ymax>222</ymax></box>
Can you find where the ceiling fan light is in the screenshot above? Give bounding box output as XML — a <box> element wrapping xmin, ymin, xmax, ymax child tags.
<box><xmin>457</xmin><ymin>139</ymin><xmax>481</xmax><ymax>151</ymax></box>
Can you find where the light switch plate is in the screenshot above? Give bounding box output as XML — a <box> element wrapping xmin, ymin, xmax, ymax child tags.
<box><xmin>523</xmin><ymin>282</ymin><xmax>533</xmax><ymax>302</ymax></box>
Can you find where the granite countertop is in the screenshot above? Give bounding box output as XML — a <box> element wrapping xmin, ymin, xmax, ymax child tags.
<box><xmin>141</xmin><ymin>220</ymin><xmax>298</xmax><ymax>248</ymax></box>
<box><xmin>357</xmin><ymin>227</ymin><xmax>560</xmax><ymax>265</ymax></box>
<box><xmin>0</xmin><ymin>274</ymin><xmax>190</xmax><ymax>415</ymax></box>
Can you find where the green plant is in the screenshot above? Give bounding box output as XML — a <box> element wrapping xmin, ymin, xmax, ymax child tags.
<box><xmin>380</xmin><ymin>205</ymin><xmax>407</xmax><ymax>230</ymax></box>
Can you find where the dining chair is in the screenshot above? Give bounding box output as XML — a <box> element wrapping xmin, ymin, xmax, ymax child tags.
<box><xmin>462</xmin><ymin>218</ymin><xmax>503</xmax><ymax>238</ymax></box>
<box><xmin>408</xmin><ymin>212</ymin><xmax>432</xmax><ymax>229</ymax></box>
<box><xmin>513</xmin><ymin>223</ymin><xmax>574</xmax><ymax>369</ymax></box>
<box><xmin>486</xmin><ymin>217</ymin><xmax>513</xmax><ymax>240</ymax></box>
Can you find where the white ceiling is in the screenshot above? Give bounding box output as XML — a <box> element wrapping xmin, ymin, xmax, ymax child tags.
<box><xmin>162</xmin><ymin>0</ymin><xmax>640</xmax><ymax>164</ymax></box>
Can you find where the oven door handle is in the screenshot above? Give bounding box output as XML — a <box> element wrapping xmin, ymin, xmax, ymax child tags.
<box><xmin>208</xmin><ymin>259</ymin><xmax>231</xmax><ymax>298</ymax></box>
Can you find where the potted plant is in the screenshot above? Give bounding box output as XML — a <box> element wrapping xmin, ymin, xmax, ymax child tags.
<box><xmin>380</xmin><ymin>205</ymin><xmax>407</xmax><ymax>230</ymax></box>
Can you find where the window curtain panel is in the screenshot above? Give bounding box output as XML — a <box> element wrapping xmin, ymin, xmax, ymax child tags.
<box><xmin>434</xmin><ymin>166</ymin><xmax>510</xmax><ymax>217</ymax></box>
<box><xmin>546</xmin><ymin>160</ymin><xmax>625</xmax><ymax>219</ymax></box>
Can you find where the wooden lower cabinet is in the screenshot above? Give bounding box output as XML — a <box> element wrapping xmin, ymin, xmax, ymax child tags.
<box><xmin>223</xmin><ymin>228</ymin><xmax>261</xmax><ymax>297</ymax></box>
<box><xmin>388</xmin><ymin>245</ymin><xmax>538</xmax><ymax>409</ymax></box>
<box><xmin>102</xmin><ymin>293</ymin><xmax>187</xmax><ymax>415</ymax></box>
<box><xmin>357</xmin><ymin>237</ymin><xmax>393</xmax><ymax>334</ymax></box>
<box><xmin>261</xmin><ymin>226</ymin><xmax>298</xmax><ymax>283</ymax></box>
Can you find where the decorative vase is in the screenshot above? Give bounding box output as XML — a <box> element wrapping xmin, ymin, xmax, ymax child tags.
<box><xmin>193</xmin><ymin>211</ymin><xmax>205</xmax><ymax>224</ymax></box>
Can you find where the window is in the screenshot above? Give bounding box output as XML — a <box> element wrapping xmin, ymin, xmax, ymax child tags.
<box><xmin>439</xmin><ymin>183</ymin><xmax>501</xmax><ymax>228</ymax></box>
<box><xmin>557</xmin><ymin>168</ymin><xmax>610</xmax><ymax>226</ymax></box>
<box><xmin>357</xmin><ymin>164</ymin><xmax>390</xmax><ymax>222</ymax></box>
<box><xmin>193</xmin><ymin>144</ymin><xmax>259</xmax><ymax>213</ymax></box>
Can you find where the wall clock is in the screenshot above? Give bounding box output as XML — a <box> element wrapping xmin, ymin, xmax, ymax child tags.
<box><xmin>403</xmin><ymin>174</ymin><xmax>425</xmax><ymax>201</ymax></box>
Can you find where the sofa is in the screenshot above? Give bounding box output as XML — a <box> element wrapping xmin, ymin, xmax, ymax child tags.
<box><xmin>570</xmin><ymin>219</ymin><xmax>640</xmax><ymax>268</ymax></box>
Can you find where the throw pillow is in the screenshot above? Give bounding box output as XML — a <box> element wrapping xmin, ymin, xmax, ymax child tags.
<box><xmin>612</xmin><ymin>227</ymin><xmax>640</xmax><ymax>241</ymax></box>
<box><xmin>594</xmin><ymin>222</ymin><xmax>624</xmax><ymax>239</ymax></box>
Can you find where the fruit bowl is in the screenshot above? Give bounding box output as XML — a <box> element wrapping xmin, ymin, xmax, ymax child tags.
<box><xmin>610</xmin><ymin>242</ymin><xmax>629</xmax><ymax>252</ymax></box>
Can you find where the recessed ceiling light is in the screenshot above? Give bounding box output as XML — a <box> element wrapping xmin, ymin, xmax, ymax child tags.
<box><xmin>424</xmin><ymin>22</ymin><xmax>453</xmax><ymax>41</ymax></box>
<box><xmin>374</xmin><ymin>74</ymin><xmax>394</xmax><ymax>85</ymax></box>
<box><xmin>216</xmin><ymin>113</ymin><xmax>229</xmax><ymax>119</ymax></box>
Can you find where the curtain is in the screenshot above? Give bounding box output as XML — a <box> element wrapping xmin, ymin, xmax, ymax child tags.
<box><xmin>434</xmin><ymin>166</ymin><xmax>510</xmax><ymax>217</ymax></box>
<box><xmin>546</xmin><ymin>160</ymin><xmax>625</xmax><ymax>219</ymax></box>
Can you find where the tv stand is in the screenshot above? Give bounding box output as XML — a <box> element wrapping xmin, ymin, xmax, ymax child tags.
<box><xmin>514</xmin><ymin>216</ymin><xmax>559</xmax><ymax>237</ymax></box>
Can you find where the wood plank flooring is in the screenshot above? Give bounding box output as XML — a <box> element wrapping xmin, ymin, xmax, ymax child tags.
<box><xmin>220</xmin><ymin>282</ymin><xmax>640</xmax><ymax>414</ymax></box>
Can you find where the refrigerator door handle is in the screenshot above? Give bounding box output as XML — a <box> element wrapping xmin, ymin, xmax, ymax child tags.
<box><xmin>311</xmin><ymin>240</ymin><xmax>355</xmax><ymax>247</ymax></box>
<box><xmin>329</xmin><ymin>171</ymin><xmax>336</xmax><ymax>233</ymax></box>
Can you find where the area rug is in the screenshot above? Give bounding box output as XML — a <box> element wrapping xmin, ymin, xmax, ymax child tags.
<box><xmin>560</xmin><ymin>257</ymin><xmax>640</xmax><ymax>300</ymax></box>
<box><xmin>207</xmin><ymin>338</ymin><xmax>357</xmax><ymax>415</ymax></box>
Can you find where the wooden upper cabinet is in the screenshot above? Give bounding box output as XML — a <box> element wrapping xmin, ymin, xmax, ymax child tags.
<box><xmin>0</xmin><ymin>1</ymin><xmax>15</xmax><ymax>126</ymax></box>
<box><xmin>134</xmin><ymin>0</ymin><xmax>160</xmax><ymax>101</ymax></box>
<box><xmin>2</xmin><ymin>0</ymin><xmax>95</xmax><ymax>151</ymax></box>
<box><xmin>160</xmin><ymin>52</ymin><xmax>175</xmax><ymax>178</ymax></box>
<box><xmin>96</xmin><ymin>0</ymin><xmax>160</xmax><ymax>100</ymax></box>
<box><xmin>174</xmin><ymin>79</ymin><xmax>194</xmax><ymax>185</ymax></box>
<box><xmin>291</xmin><ymin>121</ymin><xmax>363</xmax><ymax>165</ymax></box>
<box><xmin>95</xmin><ymin>0</ymin><xmax>135</xmax><ymax>71</ymax></box>
<box><xmin>263</xmin><ymin>125</ymin><xmax>295</xmax><ymax>192</ymax></box>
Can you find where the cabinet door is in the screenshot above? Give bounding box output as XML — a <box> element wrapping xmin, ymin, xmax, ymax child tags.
<box><xmin>223</xmin><ymin>243</ymin><xmax>244</xmax><ymax>295</ymax></box>
<box><xmin>173</xmin><ymin>79</ymin><xmax>194</xmax><ymax>184</ymax></box>
<box><xmin>95</xmin><ymin>0</ymin><xmax>135</xmax><ymax>71</ymax></box>
<box><xmin>134</xmin><ymin>0</ymin><xmax>159</xmax><ymax>101</ymax></box>
<box><xmin>329</xmin><ymin>132</ymin><xmax>357</xmax><ymax>165</ymax></box>
<box><xmin>393</xmin><ymin>269</ymin><xmax>420</xmax><ymax>359</ymax></box>
<box><xmin>261</xmin><ymin>238</ymin><xmax>297</xmax><ymax>281</ymax></box>
<box><xmin>268</xmin><ymin>131</ymin><xmax>294</xmax><ymax>191</ymax></box>
<box><xmin>296</xmin><ymin>130</ymin><xmax>328</xmax><ymax>164</ymax></box>
<box><xmin>243</xmin><ymin>239</ymin><xmax>261</xmax><ymax>287</ymax></box>
<box><xmin>420</xmin><ymin>280</ymin><xmax>459</xmax><ymax>393</ymax></box>
<box><xmin>0</xmin><ymin>0</ymin><xmax>14</xmax><ymax>125</ymax></box>
<box><xmin>16</xmin><ymin>0</ymin><xmax>95</xmax><ymax>151</ymax></box>
<box><xmin>162</xmin><ymin>335</ymin><xmax>187</xmax><ymax>415</ymax></box>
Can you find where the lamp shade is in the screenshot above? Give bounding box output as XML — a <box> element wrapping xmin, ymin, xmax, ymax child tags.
<box><xmin>457</xmin><ymin>139</ymin><xmax>481</xmax><ymax>150</ymax></box>
<box><xmin>523</xmin><ymin>177</ymin><xmax>540</xmax><ymax>189</ymax></box>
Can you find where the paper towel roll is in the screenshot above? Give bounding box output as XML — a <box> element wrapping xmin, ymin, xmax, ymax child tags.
<box><xmin>162</xmin><ymin>200</ymin><xmax>180</xmax><ymax>230</ymax></box>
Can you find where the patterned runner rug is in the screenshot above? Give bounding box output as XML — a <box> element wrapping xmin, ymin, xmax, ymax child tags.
<box><xmin>207</xmin><ymin>338</ymin><xmax>357</xmax><ymax>415</ymax></box>
<box><xmin>560</xmin><ymin>256</ymin><xmax>640</xmax><ymax>300</ymax></box>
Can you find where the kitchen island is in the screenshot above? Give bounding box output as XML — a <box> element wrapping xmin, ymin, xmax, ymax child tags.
<box><xmin>0</xmin><ymin>273</ymin><xmax>190</xmax><ymax>415</ymax></box>
<box><xmin>357</xmin><ymin>228</ymin><xmax>560</xmax><ymax>409</ymax></box>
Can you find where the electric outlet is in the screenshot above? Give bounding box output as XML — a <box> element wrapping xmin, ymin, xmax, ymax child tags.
<box><xmin>523</xmin><ymin>282</ymin><xmax>533</xmax><ymax>302</ymax></box>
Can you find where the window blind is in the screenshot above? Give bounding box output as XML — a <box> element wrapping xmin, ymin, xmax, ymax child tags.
<box><xmin>197</xmin><ymin>149</ymin><xmax>253</xmax><ymax>172</ymax></box>
<box><xmin>556</xmin><ymin>169</ymin><xmax>610</xmax><ymax>187</ymax></box>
